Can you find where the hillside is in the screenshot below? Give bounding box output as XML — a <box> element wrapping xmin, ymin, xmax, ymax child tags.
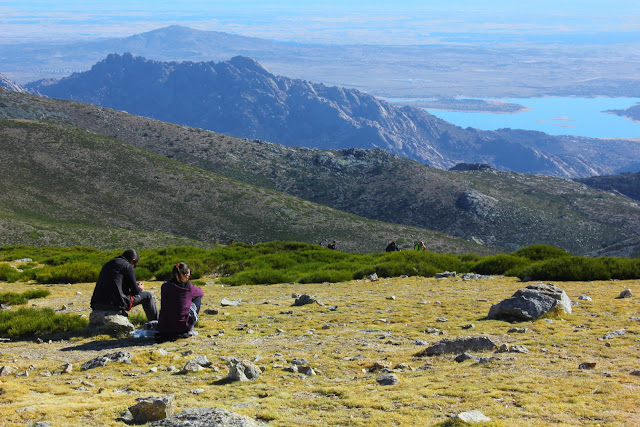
<box><xmin>576</xmin><ymin>172</ymin><xmax>640</xmax><ymax>202</ymax></box>
<box><xmin>2</xmin><ymin>88</ymin><xmax>640</xmax><ymax>255</ymax></box>
<box><xmin>27</xmin><ymin>53</ymin><xmax>640</xmax><ymax>178</ymax></box>
<box><xmin>0</xmin><ymin>118</ymin><xmax>489</xmax><ymax>254</ymax></box>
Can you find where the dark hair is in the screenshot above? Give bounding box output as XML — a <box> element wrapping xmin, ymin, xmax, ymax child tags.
<box><xmin>122</xmin><ymin>249</ymin><xmax>139</xmax><ymax>262</ymax></box>
<box><xmin>173</xmin><ymin>262</ymin><xmax>190</xmax><ymax>281</ymax></box>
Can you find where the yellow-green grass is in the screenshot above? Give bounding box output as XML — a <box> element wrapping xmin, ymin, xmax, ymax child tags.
<box><xmin>0</xmin><ymin>275</ymin><xmax>639</xmax><ymax>426</ymax></box>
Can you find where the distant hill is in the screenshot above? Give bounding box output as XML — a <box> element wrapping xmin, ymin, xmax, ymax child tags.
<box><xmin>606</xmin><ymin>103</ymin><xmax>640</xmax><ymax>123</ymax></box>
<box><xmin>576</xmin><ymin>172</ymin><xmax>640</xmax><ymax>201</ymax></box>
<box><xmin>3</xmin><ymin>25</ymin><xmax>640</xmax><ymax>100</ymax></box>
<box><xmin>28</xmin><ymin>53</ymin><xmax>640</xmax><ymax>178</ymax></box>
<box><xmin>0</xmin><ymin>117</ymin><xmax>489</xmax><ymax>254</ymax></box>
<box><xmin>2</xmin><ymin>87</ymin><xmax>640</xmax><ymax>255</ymax></box>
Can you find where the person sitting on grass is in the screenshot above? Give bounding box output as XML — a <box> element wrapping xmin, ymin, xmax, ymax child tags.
<box><xmin>157</xmin><ymin>262</ymin><xmax>204</xmax><ymax>340</ymax></box>
<box><xmin>414</xmin><ymin>241</ymin><xmax>427</xmax><ymax>251</ymax></box>
<box><xmin>90</xmin><ymin>249</ymin><xmax>158</xmax><ymax>321</ymax></box>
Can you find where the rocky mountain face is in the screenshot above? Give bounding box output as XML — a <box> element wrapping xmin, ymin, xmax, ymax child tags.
<box><xmin>28</xmin><ymin>53</ymin><xmax>640</xmax><ymax>178</ymax></box>
<box><xmin>0</xmin><ymin>73</ymin><xmax>28</xmax><ymax>93</ymax></box>
<box><xmin>3</xmin><ymin>87</ymin><xmax>640</xmax><ymax>255</ymax></box>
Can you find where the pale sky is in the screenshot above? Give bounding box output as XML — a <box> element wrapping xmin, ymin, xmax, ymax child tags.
<box><xmin>1</xmin><ymin>0</ymin><xmax>639</xmax><ymax>44</ymax></box>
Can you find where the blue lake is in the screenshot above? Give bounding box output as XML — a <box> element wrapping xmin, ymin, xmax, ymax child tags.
<box><xmin>409</xmin><ymin>97</ymin><xmax>640</xmax><ymax>139</ymax></box>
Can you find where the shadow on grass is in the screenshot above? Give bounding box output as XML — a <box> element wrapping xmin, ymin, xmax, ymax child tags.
<box><xmin>212</xmin><ymin>377</ymin><xmax>235</xmax><ymax>386</ymax></box>
<box><xmin>60</xmin><ymin>336</ymin><xmax>157</xmax><ymax>352</ymax></box>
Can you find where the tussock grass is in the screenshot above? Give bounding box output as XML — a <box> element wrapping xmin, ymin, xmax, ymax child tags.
<box><xmin>0</xmin><ymin>307</ymin><xmax>87</xmax><ymax>338</ymax></box>
<box><xmin>0</xmin><ymin>289</ymin><xmax>50</xmax><ymax>305</ymax></box>
<box><xmin>1</xmin><ymin>276</ymin><xmax>639</xmax><ymax>425</ymax></box>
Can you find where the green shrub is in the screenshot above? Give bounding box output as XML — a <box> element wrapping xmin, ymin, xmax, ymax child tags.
<box><xmin>472</xmin><ymin>254</ymin><xmax>531</xmax><ymax>275</ymax></box>
<box><xmin>133</xmin><ymin>267</ymin><xmax>153</xmax><ymax>281</ymax></box>
<box><xmin>512</xmin><ymin>244</ymin><xmax>571</xmax><ymax>261</ymax></box>
<box><xmin>0</xmin><ymin>289</ymin><xmax>50</xmax><ymax>305</ymax></box>
<box><xmin>299</xmin><ymin>269</ymin><xmax>353</xmax><ymax>284</ymax></box>
<box><xmin>34</xmin><ymin>262</ymin><xmax>100</xmax><ymax>284</ymax></box>
<box><xmin>0</xmin><ymin>307</ymin><xmax>88</xmax><ymax>338</ymax></box>
<box><xmin>221</xmin><ymin>269</ymin><xmax>295</xmax><ymax>286</ymax></box>
<box><xmin>0</xmin><ymin>264</ymin><xmax>22</xmax><ymax>282</ymax></box>
<box><xmin>600</xmin><ymin>257</ymin><xmax>640</xmax><ymax>280</ymax></box>
<box><xmin>517</xmin><ymin>257</ymin><xmax>610</xmax><ymax>281</ymax></box>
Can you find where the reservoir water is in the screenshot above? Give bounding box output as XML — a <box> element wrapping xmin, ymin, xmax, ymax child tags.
<box><xmin>401</xmin><ymin>97</ymin><xmax>640</xmax><ymax>139</ymax></box>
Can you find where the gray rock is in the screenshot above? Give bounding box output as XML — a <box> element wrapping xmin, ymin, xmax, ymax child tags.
<box><xmin>461</xmin><ymin>324</ymin><xmax>475</xmax><ymax>330</ymax></box>
<box><xmin>368</xmin><ymin>273</ymin><xmax>379</xmax><ymax>282</ymax></box>
<box><xmin>618</xmin><ymin>289</ymin><xmax>633</xmax><ymax>299</ymax></box>
<box><xmin>298</xmin><ymin>366</ymin><xmax>316</xmax><ymax>376</ymax></box>
<box><xmin>81</xmin><ymin>351</ymin><xmax>132</xmax><ymax>371</ymax></box>
<box><xmin>293</xmin><ymin>294</ymin><xmax>317</xmax><ymax>306</ymax></box>
<box><xmin>0</xmin><ymin>366</ymin><xmax>16</xmax><ymax>376</ymax></box>
<box><xmin>413</xmin><ymin>340</ymin><xmax>429</xmax><ymax>346</ymax></box>
<box><xmin>455</xmin><ymin>353</ymin><xmax>479</xmax><ymax>363</ymax></box>
<box><xmin>454</xmin><ymin>410</ymin><xmax>492</xmax><ymax>423</ymax></box>
<box><xmin>461</xmin><ymin>273</ymin><xmax>493</xmax><ymax>280</ymax></box>
<box><xmin>88</xmin><ymin>310</ymin><xmax>135</xmax><ymax>336</ymax></box>
<box><xmin>129</xmin><ymin>395</ymin><xmax>175</xmax><ymax>423</ymax></box>
<box><xmin>376</xmin><ymin>373</ymin><xmax>399</xmax><ymax>386</ymax></box>
<box><xmin>150</xmin><ymin>407</ymin><xmax>269</xmax><ymax>426</ymax></box>
<box><xmin>487</xmin><ymin>283</ymin><xmax>572</xmax><ymax>322</ymax></box>
<box><xmin>291</xmin><ymin>357</ymin><xmax>308</xmax><ymax>365</ymax></box>
<box><xmin>416</xmin><ymin>336</ymin><xmax>498</xmax><ymax>357</ymax></box>
<box><xmin>578</xmin><ymin>295</ymin><xmax>593</xmax><ymax>301</ymax></box>
<box><xmin>435</xmin><ymin>271</ymin><xmax>457</xmax><ymax>279</ymax></box>
<box><xmin>31</xmin><ymin>422</ymin><xmax>51</xmax><ymax>427</ymax></box>
<box><xmin>227</xmin><ymin>359</ymin><xmax>261</xmax><ymax>382</ymax></box>
<box><xmin>603</xmin><ymin>329</ymin><xmax>626</xmax><ymax>339</ymax></box>
<box><xmin>221</xmin><ymin>298</ymin><xmax>241</xmax><ymax>307</ymax></box>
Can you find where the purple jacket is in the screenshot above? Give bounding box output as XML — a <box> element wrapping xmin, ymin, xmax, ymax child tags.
<box><xmin>157</xmin><ymin>280</ymin><xmax>204</xmax><ymax>333</ymax></box>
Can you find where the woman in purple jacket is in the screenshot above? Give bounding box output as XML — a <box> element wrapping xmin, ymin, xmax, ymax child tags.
<box><xmin>157</xmin><ymin>262</ymin><xmax>204</xmax><ymax>339</ymax></box>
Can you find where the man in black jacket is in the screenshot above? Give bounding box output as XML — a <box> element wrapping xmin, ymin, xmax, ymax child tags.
<box><xmin>90</xmin><ymin>249</ymin><xmax>158</xmax><ymax>320</ymax></box>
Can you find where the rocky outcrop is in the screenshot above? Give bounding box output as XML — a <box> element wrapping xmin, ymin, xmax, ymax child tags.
<box><xmin>416</xmin><ymin>336</ymin><xmax>498</xmax><ymax>357</ymax></box>
<box><xmin>88</xmin><ymin>310</ymin><xmax>135</xmax><ymax>336</ymax></box>
<box><xmin>488</xmin><ymin>283</ymin><xmax>572</xmax><ymax>321</ymax></box>
<box><xmin>150</xmin><ymin>407</ymin><xmax>269</xmax><ymax>426</ymax></box>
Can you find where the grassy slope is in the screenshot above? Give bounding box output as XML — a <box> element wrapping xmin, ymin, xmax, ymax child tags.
<box><xmin>1</xmin><ymin>276</ymin><xmax>639</xmax><ymax>426</ymax></box>
<box><xmin>0</xmin><ymin>119</ymin><xmax>488</xmax><ymax>254</ymax></box>
<box><xmin>2</xmin><ymin>88</ymin><xmax>640</xmax><ymax>254</ymax></box>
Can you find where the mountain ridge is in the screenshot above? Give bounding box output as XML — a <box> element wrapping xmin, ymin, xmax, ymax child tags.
<box><xmin>27</xmin><ymin>53</ymin><xmax>640</xmax><ymax>178</ymax></box>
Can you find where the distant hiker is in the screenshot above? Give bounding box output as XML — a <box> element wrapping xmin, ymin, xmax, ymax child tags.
<box><xmin>327</xmin><ymin>241</ymin><xmax>337</xmax><ymax>250</ymax></box>
<box><xmin>157</xmin><ymin>262</ymin><xmax>204</xmax><ymax>339</ymax></box>
<box><xmin>386</xmin><ymin>241</ymin><xmax>400</xmax><ymax>252</ymax></box>
<box><xmin>414</xmin><ymin>241</ymin><xmax>426</xmax><ymax>251</ymax></box>
<box><xmin>90</xmin><ymin>249</ymin><xmax>158</xmax><ymax>320</ymax></box>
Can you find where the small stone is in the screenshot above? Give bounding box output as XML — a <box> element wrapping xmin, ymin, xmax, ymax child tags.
<box><xmin>327</xmin><ymin>305</ymin><xmax>338</xmax><ymax>311</ymax></box>
<box><xmin>298</xmin><ymin>366</ymin><xmax>316</xmax><ymax>376</ymax></box>
<box><xmin>190</xmin><ymin>388</ymin><xmax>205</xmax><ymax>395</ymax></box>
<box><xmin>203</xmin><ymin>308</ymin><xmax>219</xmax><ymax>315</ymax></box>
<box><xmin>62</xmin><ymin>363</ymin><xmax>73</xmax><ymax>374</ymax></box>
<box><xmin>578</xmin><ymin>295</ymin><xmax>592</xmax><ymax>301</ymax></box>
<box><xmin>630</xmin><ymin>370</ymin><xmax>640</xmax><ymax>376</ymax></box>
<box><xmin>436</xmin><ymin>317</ymin><xmax>449</xmax><ymax>322</ymax></box>
<box><xmin>376</xmin><ymin>373</ymin><xmax>399</xmax><ymax>386</ymax></box>
<box><xmin>579</xmin><ymin>362</ymin><xmax>597</xmax><ymax>370</ymax></box>
<box><xmin>618</xmin><ymin>289</ymin><xmax>632</xmax><ymax>299</ymax></box>
<box><xmin>221</xmin><ymin>298</ymin><xmax>241</xmax><ymax>307</ymax></box>
<box><xmin>413</xmin><ymin>340</ymin><xmax>429</xmax><ymax>346</ymax></box>
<box><xmin>386</xmin><ymin>296</ymin><xmax>396</xmax><ymax>300</ymax></box>
<box><xmin>454</xmin><ymin>410</ymin><xmax>491</xmax><ymax>423</ymax></box>
<box><xmin>280</xmin><ymin>310</ymin><xmax>293</xmax><ymax>315</ymax></box>
<box><xmin>461</xmin><ymin>324</ymin><xmax>475</xmax><ymax>330</ymax></box>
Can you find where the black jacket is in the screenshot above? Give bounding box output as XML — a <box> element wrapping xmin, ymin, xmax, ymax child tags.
<box><xmin>90</xmin><ymin>256</ymin><xmax>140</xmax><ymax>311</ymax></box>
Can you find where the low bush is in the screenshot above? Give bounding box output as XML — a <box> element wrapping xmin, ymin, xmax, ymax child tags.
<box><xmin>517</xmin><ymin>257</ymin><xmax>610</xmax><ymax>281</ymax></box>
<box><xmin>472</xmin><ymin>254</ymin><xmax>531</xmax><ymax>275</ymax></box>
<box><xmin>34</xmin><ymin>262</ymin><xmax>101</xmax><ymax>284</ymax></box>
<box><xmin>0</xmin><ymin>307</ymin><xmax>88</xmax><ymax>338</ymax></box>
<box><xmin>0</xmin><ymin>289</ymin><xmax>50</xmax><ymax>305</ymax></box>
<box><xmin>512</xmin><ymin>244</ymin><xmax>571</xmax><ymax>261</ymax></box>
<box><xmin>299</xmin><ymin>269</ymin><xmax>353</xmax><ymax>284</ymax></box>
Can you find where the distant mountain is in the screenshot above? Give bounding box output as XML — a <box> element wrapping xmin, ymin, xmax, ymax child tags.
<box><xmin>3</xmin><ymin>87</ymin><xmax>640</xmax><ymax>255</ymax></box>
<box><xmin>28</xmin><ymin>53</ymin><xmax>640</xmax><ymax>177</ymax></box>
<box><xmin>0</xmin><ymin>73</ymin><xmax>28</xmax><ymax>93</ymax></box>
<box><xmin>0</xmin><ymin>116</ymin><xmax>483</xmax><ymax>253</ymax></box>
<box><xmin>576</xmin><ymin>172</ymin><xmax>640</xmax><ymax>201</ymax></box>
<box><xmin>3</xmin><ymin>25</ymin><xmax>640</xmax><ymax>100</ymax></box>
